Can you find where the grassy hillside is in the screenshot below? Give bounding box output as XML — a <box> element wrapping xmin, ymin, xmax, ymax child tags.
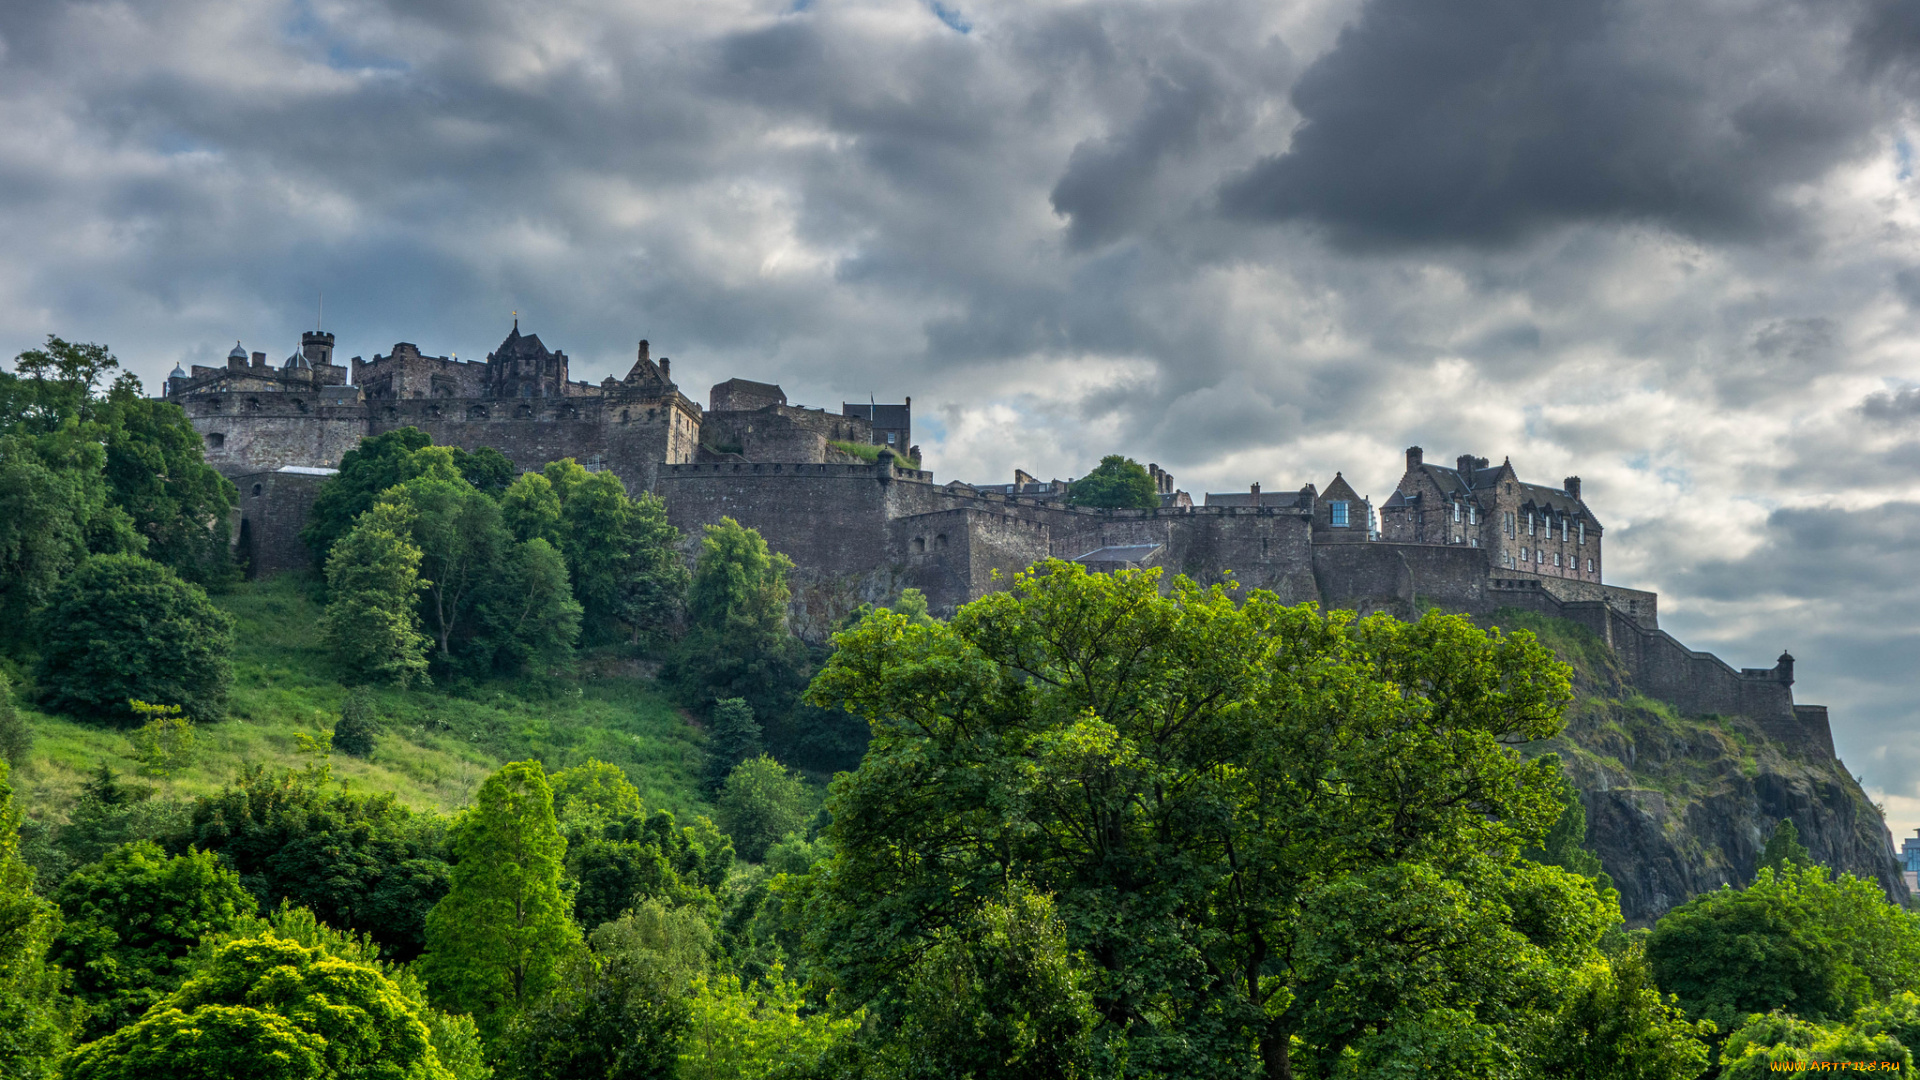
<box><xmin>12</xmin><ymin>574</ymin><xmax>711</xmax><ymax>824</ymax></box>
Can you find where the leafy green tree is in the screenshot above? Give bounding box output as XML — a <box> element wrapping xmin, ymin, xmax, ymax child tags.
<box><xmin>0</xmin><ymin>671</ymin><xmax>31</xmax><ymax>767</ymax></box>
<box><xmin>62</xmin><ymin>937</ymin><xmax>447</xmax><ymax>1080</ymax></box>
<box><xmin>5</xmin><ymin>337</ymin><xmax>120</xmax><ymax>428</ymax></box>
<box><xmin>494</xmin><ymin>903</ymin><xmax>702</xmax><ymax>1080</ymax></box>
<box><xmin>473</xmin><ymin>537</ymin><xmax>581</xmax><ymax>675</ymax></box>
<box><xmin>422</xmin><ymin>761</ymin><xmax>583</xmax><ymax>1042</ymax></box>
<box><xmin>1064</xmin><ymin>455</ymin><xmax>1157</xmax><ymax>509</ymax></box>
<box><xmin>391</xmin><ymin>477</ymin><xmax>506</xmax><ymax>662</ymax></box>
<box><xmin>881</xmin><ymin>882</ymin><xmax>1102</xmax><ymax>1080</ymax></box>
<box><xmin>96</xmin><ymin>384</ymin><xmax>237</xmax><ymax>586</ymax></box>
<box><xmin>0</xmin><ymin>762</ymin><xmax>83</xmax><ymax>1080</ymax></box>
<box><xmin>453</xmin><ymin>445</ymin><xmax>517</xmax><ymax>496</ymax></box>
<box><xmin>1717</xmin><ymin>1009</ymin><xmax>1910</xmax><ymax>1077</ymax></box>
<box><xmin>716</xmin><ymin>756</ymin><xmax>812</xmax><ymax>864</ymax></box>
<box><xmin>540</xmin><ymin>460</ymin><xmax>688</xmax><ymax>647</ymax></box>
<box><xmin>36</xmin><ymin>767</ymin><xmax>189</xmax><ymax>891</ymax></box>
<box><xmin>1647</xmin><ymin>864</ymin><xmax>1920</xmax><ymax>1029</ymax></box>
<box><xmin>300</xmin><ymin>427</ymin><xmax>433</xmax><ymax>569</ymax></box>
<box><xmin>668</xmin><ymin>518</ymin><xmax>806</xmax><ymax>726</ymax></box>
<box><xmin>1525</xmin><ymin>760</ymin><xmax>1612</xmax><ymax>885</ymax></box>
<box><xmin>1759</xmin><ymin>817</ymin><xmax>1814</xmax><ymax>877</ymax></box>
<box><xmin>52</xmin><ymin>840</ymin><xmax>256</xmax><ymax>1038</ymax></box>
<box><xmin>181</xmin><ymin>766</ymin><xmax>452</xmax><ymax>963</ymax></box>
<box><xmin>798</xmin><ymin>560</ymin><xmax>1593</xmax><ymax>1078</ymax></box>
<box><xmin>35</xmin><ymin>554</ymin><xmax>234</xmax><ymax>724</ymax></box>
<box><xmin>551</xmin><ymin>761</ymin><xmax>726</xmax><ymax>930</ymax></box>
<box><xmin>0</xmin><ymin>430</ymin><xmax>138</xmax><ymax>639</ymax></box>
<box><xmin>679</xmin><ymin>964</ymin><xmax>862</xmax><ymax>1080</ymax></box>
<box><xmin>704</xmin><ymin>699</ymin><xmax>763</xmax><ymax>793</ymax></box>
<box><xmin>333</xmin><ymin>689</ymin><xmax>382</xmax><ymax>758</ymax></box>
<box><xmin>322</xmin><ymin>501</ymin><xmax>432</xmax><ymax>688</ymax></box>
<box><xmin>501</xmin><ymin>471</ymin><xmax>564</xmax><ymax>548</ymax></box>
<box><xmin>1529</xmin><ymin>943</ymin><xmax>1712</xmax><ymax>1079</ymax></box>
<box><xmin>127</xmin><ymin>700</ymin><xmax>196</xmax><ymax>779</ymax></box>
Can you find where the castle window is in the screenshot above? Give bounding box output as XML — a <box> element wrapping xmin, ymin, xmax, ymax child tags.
<box><xmin>1578</xmin><ymin>522</ymin><xmax>1585</xmax><ymax>545</ymax></box>
<box><xmin>1329</xmin><ymin>500</ymin><xmax>1350</xmax><ymax>527</ymax></box>
<box><xmin>1553</xmin><ymin>552</ymin><xmax>1561</xmax><ymax>567</ymax></box>
<box><xmin>1504</xmin><ymin>511</ymin><xmax>1515</xmax><ymax>537</ymax></box>
<box><xmin>1586</xmin><ymin>558</ymin><xmax>1594</xmax><ymax>573</ymax></box>
<box><xmin>1467</xmin><ymin>505</ymin><xmax>1477</xmax><ymax>525</ymax></box>
<box><xmin>1452</xmin><ymin>502</ymin><xmax>1460</xmax><ymax>523</ymax></box>
<box><xmin>887</xmin><ymin>432</ymin><xmax>897</xmax><ymax>445</ymax></box>
<box><xmin>252</xmin><ymin>483</ymin><xmax>262</xmax><ymax>496</ymax></box>
<box><xmin>205</xmin><ymin>432</ymin><xmax>225</xmax><ymax>449</ymax></box>
<box><xmin>913</xmin><ymin>537</ymin><xmax>925</xmax><ymax>553</ymax></box>
<box><xmin>1527</xmin><ymin>512</ymin><xmax>1536</xmax><ymax>536</ymax></box>
<box><xmin>936</xmin><ymin>534</ymin><xmax>948</xmax><ymax>549</ymax></box>
<box><xmin>1520</xmin><ymin>547</ymin><xmax>1529</xmax><ymax>562</ymax></box>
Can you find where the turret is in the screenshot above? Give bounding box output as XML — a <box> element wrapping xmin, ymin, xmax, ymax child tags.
<box><xmin>302</xmin><ymin>330</ymin><xmax>335</xmax><ymax>367</ymax></box>
<box><xmin>1777</xmin><ymin>650</ymin><xmax>1795</xmax><ymax>687</ymax></box>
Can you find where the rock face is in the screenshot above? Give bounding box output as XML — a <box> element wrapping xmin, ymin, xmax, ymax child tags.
<box><xmin>1501</xmin><ymin>609</ymin><xmax>1906</xmax><ymax>925</ymax></box>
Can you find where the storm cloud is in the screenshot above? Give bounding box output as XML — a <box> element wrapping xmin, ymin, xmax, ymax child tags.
<box><xmin>3</xmin><ymin>0</ymin><xmax>1920</xmax><ymax>832</ymax></box>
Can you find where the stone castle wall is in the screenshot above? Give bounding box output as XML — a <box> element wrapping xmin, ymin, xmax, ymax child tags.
<box><xmin>230</xmin><ymin>468</ymin><xmax>333</xmax><ymax>578</ymax></box>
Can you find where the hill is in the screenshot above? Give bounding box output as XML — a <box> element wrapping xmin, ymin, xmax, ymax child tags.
<box><xmin>1493</xmin><ymin>608</ymin><xmax>1901</xmax><ymax>924</ymax></box>
<box><xmin>10</xmin><ymin>574</ymin><xmax>710</xmax><ymax>826</ymax></box>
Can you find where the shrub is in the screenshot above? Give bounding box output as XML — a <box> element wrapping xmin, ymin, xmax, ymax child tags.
<box><xmin>34</xmin><ymin>554</ymin><xmax>233</xmax><ymax>724</ymax></box>
<box><xmin>715</xmin><ymin>755</ymin><xmax>811</xmax><ymax>863</ymax></box>
<box><xmin>332</xmin><ymin>688</ymin><xmax>381</xmax><ymax>758</ymax></box>
<box><xmin>0</xmin><ymin>672</ymin><xmax>29</xmax><ymax>767</ymax></box>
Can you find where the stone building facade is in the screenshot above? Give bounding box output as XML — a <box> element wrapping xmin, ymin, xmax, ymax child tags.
<box><xmin>162</xmin><ymin>322</ymin><xmax>1835</xmax><ymax>764</ymax></box>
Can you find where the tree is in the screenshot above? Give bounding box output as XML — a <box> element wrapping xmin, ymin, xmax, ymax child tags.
<box><xmin>494</xmin><ymin>903</ymin><xmax>703</xmax><ymax>1080</ymax></box>
<box><xmin>1647</xmin><ymin>863</ymin><xmax>1920</xmax><ymax>1030</ymax></box>
<box><xmin>61</xmin><ymin>937</ymin><xmax>447</xmax><ymax>1080</ymax></box>
<box><xmin>422</xmin><ymin>761</ymin><xmax>583</xmax><ymax>1042</ymax></box>
<box><xmin>704</xmin><ymin>699</ymin><xmax>763</xmax><ymax>794</ymax></box>
<box><xmin>0</xmin><ymin>762</ymin><xmax>83</xmax><ymax>1080</ymax></box>
<box><xmin>502</xmin><ymin>471</ymin><xmax>565</xmax><ymax>548</ymax></box>
<box><xmin>678</xmin><ymin>964</ymin><xmax>862</xmax><ymax>1080</ymax></box>
<box><xmin>0</xmin><ymin>672</ymin><xmax>31</xmax><ymax>767</ymax></box>
<box><xmin>333</xmin><ymin>689</ymin><xmax>382</xmax><ymax>758</ymax></box>
<box><xmin>127</xmin><ymin>700</ymin><xmax>196</xmax><ymax>779</ymax></box>
<box><xmin>300</xmin><ymin>427</ymin><xmax>433</xmax><ymax>569</ymax></box>
<box><xmin>35</xmin><ymin>554</ymin><xmax>234</xmax><ymax>724</ymax></box>
<box><xmin>550</xmin><ymin>761</ymin><xmax>728</xmax><ymax>930</ymax></box>
<box><xmin>96</xmin><ymin>384</ymin><xmax>237</xmax><ymax>586</ymax></box>
<box><xmin>322</xmin><ymin>501</ymin><xmax>431</xmax><ymax>688</ymax></box>
<box><xmin>881</xmin><ymin>883</ymin><xmax>1103</xmax><ymax>1080</ymax></box>
<box><xmin>1529</xmin><ymin>943</ymin><xmax>1713</xmax><ymax>1079</ymax></box>
<box><xmin>51</xmin><ymin>840</ymin><xmax>257</xmax><ymax>1038</ymax></box>
<box><xmin>0</xmin><ymin>431</ymin><xmax>137</xmax><ymax>639</ymax></box>
<box><xmin>473</xmin><ymin>537</ymin><xmax>582</xmax><ymax>675</ymax></box>
<box><xmin>1759</xmin><ymin>817</ymin><xmax>1814</xmax><ymax>877</ymax></box>
<box><xmin>1064</xmin><ymin>455</ymin><xmax>1157</xmax><ymax>509</ymax></box>
<box><xmin>536</xmin><ymin>461</ymin><xmax>688</xmax><ymax>647</ymax></box>
<box><xmin>798</xmin><ymin>560</ymin><xmax>1593</xmax><ymax>1078</ymax></box>
<box><xmin>668</xmin><ymin>518</ymin><xmax>806</xmax><ymax>726</ymax></box>
<box><xmin>390</xmin><ymin>477</ymin><xmax>507</xmax><ymax>662</ymax></box>
<box><xmin>453</xmin><ymin>445</ymin><xmax>516</xmax><ymax>496</ymax></box>
<box><xmin>1718</xmin><ymin>1009</ymin><xmax>1910</xmax><ymax>1077</ymax></box>
<box><xmin>181</xmin><ymin>766</ymin><xmax>451</xmax><ymax>963</ymax></box>
<box><xmin>715</xmin><ymin>756</ymin><xmax>812</xmax><ymax>864</ymax></box>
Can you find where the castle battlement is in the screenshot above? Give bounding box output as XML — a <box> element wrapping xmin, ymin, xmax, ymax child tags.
<box><xmin>164</xmin><ymin>321</ymin><xmax>1832</xmax><ymax>759</ymax></box>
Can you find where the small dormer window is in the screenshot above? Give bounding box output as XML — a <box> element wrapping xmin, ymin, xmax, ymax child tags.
<box><xmin>1467</xmin><ymin>505</ymin><xmax>1477</xmax><ymax>526</ymax></box>
<box><xmin>1527</xmin><ymin>512</ymin><xmax>1536</xmax><ymax>536</ymax></box>
<box><xmin>1578</xmin><ymin>522</ymin><xmax>1585</xmax><ymax>545</ymax></box>
<box><xmin>1452</xmin><ymin>502</ymin><xmax>1461</xmax><ymax>523</ymax></box>
<box><xmin>1330</xmin><ymin>501</ymin><xmax>1350</xmax><ymax>527</ymax></box>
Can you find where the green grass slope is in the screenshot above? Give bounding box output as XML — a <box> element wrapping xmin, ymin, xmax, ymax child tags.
<box><xmin>13</xmin><ymin>574</ymin><xmax>710</xmax><ymax>824</ymax></box>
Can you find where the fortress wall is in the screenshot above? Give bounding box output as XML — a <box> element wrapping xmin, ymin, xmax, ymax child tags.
<box><xmin>889</xmin><ymin>507</ymin><xmax>1053</xmax><ymax>612</ymax></box>
<box><xmin>368</xmin><ymin>400</ymin><xmax>683</xmax><ymax>491</ymax></box>
<box><xmin>231</xmin><ymin>469</ymin><xmax>331</xmax><ymax>578</ymax></box>
<box><xmin>1311</xmin><ymin>542</ymin><xmax>1493</xmax><ymax>616</ymax></box>
<box><xmin>656</xmin><ymin>462</ymin><xmax>896</xmax><ymax>579</ymax></box>
<box><xmin>188</xmin><ymin>399</ymin><xmax>367</xmax><ymax>476</ymax></box>
<box><xmin>1156</xmin><ymin>510</ymin><xmax>1317</xmax><ymax>599</ymax></box>
<box><xmin>1535</xmin><ymin>576</ymin><xmax>1659</xmax><ymax>628</ymax></box>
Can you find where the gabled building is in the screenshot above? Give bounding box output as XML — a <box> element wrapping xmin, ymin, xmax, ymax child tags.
<box><xmin>1378</xmin><ymin>446</ymin><xmax>1602</xmax><ymax>583</ymax></box>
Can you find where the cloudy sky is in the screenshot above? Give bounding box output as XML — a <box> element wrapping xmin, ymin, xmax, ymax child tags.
<box><xmin>4</xmin><ymin>0</ymin><xmax>1919</xmax><ymax>834</ymax></box>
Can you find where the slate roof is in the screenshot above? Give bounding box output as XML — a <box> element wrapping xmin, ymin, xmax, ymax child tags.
<box><xmin>714</xmin><ymin>378</ymin><xmax>786</xmax><ymax>403</ymax></box>
<box><xmin>1204</xmin><ymin>489</ymin><xmax>1310</xmax><ymax>508</ymax></box>
<box><xmin>842</xmin><ymin>403</ymin><xmax>910</xmax><ymax>429</ymax></box>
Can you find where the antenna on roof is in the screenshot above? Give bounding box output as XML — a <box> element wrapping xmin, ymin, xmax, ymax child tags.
<box><xmin>317</xmin><ymin>291</ymin><xmax>323</xmax><ymax>331</ymax></box>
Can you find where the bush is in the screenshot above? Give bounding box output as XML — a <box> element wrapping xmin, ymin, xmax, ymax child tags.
<box><xmin>715</xmin><ymin>756</ymin><xmax>811</xmax><ymax>863</ymax></box>
<box><xmin>704</xmin><ymin>698</ymin><xmax>762</xmax><ymax>793</ymax></box>
<box><xmin>0</xmin><ymin>672</ymin><xmax>29</xmax><ymax>767</ymax></box>
<box><xmin>332</xmin><ymin>689</ymin><xmax>381</xmax><ymax>758</ymax></box>
<box><xmin>34</xmin><ymin>555</ymin><xmax>233</xmax><ymax>724</ymax></box>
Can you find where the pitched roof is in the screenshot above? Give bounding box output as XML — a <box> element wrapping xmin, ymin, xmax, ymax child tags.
<box><xmin>842</xmin><ymin>403</ymin><xmax>910</xmax><ymax>428</ymax></box>
<box><xmin>714</xmin><ymin>378</ymin><xmax>786</xmax><ymax>400</ymax></box>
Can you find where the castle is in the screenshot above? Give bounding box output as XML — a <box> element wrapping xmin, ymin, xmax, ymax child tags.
<box><xmin>164</xmin><ymin>323</ymin><xmax>1832</xmax><ymax>759</ymax></box>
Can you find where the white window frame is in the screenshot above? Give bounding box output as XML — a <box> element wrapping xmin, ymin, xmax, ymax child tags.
<box><xmin>1520</xmin><ymin>547</ymin><xmax>1530</xmax><ymax>562</ymax></box>
<box><xmin>1578</xmin><ymin>522</ymin><xmax>1585</xmax><ymax>545</ymax></box>
<box><xmin>1330</xmin><ymin>500</ymin><xmax>1350</xmax><ymax>527</ymax></box>
<box><xmin>1527</xmin><ymin>512</ymin><xmax>1536</xmax><ymax>536</ymax></box>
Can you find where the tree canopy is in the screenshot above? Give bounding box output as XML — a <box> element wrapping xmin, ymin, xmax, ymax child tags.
<box><xmin>798</xmin><ymin>560</ymin><xmax>1626</xmax><ymax>1077</ymax></box>
<box><xmin>1065</xmin><ymin>455</ymin><xmax>1158</xmax><ymax>509</ymax></box>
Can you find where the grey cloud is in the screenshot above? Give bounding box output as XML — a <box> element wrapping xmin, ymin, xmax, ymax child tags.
<box><xmin>1218</xmin><ymin>0</ymin><xmax>1884</xmax><ymax>247</ymax></box>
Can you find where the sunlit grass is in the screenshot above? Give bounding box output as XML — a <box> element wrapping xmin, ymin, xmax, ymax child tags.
<box><xmin>14</xmin><ymin>574</ymin><xmax>710</xmax><ymax>825</ymax></box>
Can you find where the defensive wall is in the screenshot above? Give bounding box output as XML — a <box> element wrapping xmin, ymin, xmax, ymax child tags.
<box><xmin>229</xmin><ymin>467</ymin><xmax>334</xmax><ymax>579</ymax></box>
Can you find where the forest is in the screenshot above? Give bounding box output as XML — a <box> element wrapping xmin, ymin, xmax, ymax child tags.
<box><xmin>3</xmin><ymin>338</ymin><xmax>1919</xmax><ymax>1079</ymax></box>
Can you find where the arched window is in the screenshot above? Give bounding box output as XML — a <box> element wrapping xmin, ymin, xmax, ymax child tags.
<box><xmin>251</xmin><ymin>483</ymin><xmax>262</xmax><ymax>496</ymax></box>
<box><xmin>913</xmin><ymin>537</ymin><xmax>926</xmax><ymax>553</ymax></box>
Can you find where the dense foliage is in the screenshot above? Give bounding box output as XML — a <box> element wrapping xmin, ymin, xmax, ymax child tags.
<box><xmin>1065</xmin><ymin>454</ymin><xmax>1159</xmax><ymax>509</ymax></box>
<box><xmin>0</xmin><ymin>763</ymin><xmax>82</xmax><ymax>1080</ymax></box>
<box><xmin>34</xmin><ymin>554</ymin><xmax>235</xmax><ymax>724</ymax></box>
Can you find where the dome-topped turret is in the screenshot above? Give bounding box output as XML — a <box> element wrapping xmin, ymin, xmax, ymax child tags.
<box><xmin>169</xmin><ymin>362</ymin><xmax>187</xmax><ymax>379</ymax></box>
<box><xmin>228</xmin><ymin>341</ymin><xmax>246</xmax><ymax>360</ymax></box>
<box><xmin>283</xmin><ymin>346</ymin><xmax>310</xmax><ymax>371</ymax></box>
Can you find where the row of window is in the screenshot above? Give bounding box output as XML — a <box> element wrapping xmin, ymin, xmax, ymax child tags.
<box><xmin>1503</xmin><ymin>549</ymin><xmax>1597</xmax><ymax>573</ymax></box>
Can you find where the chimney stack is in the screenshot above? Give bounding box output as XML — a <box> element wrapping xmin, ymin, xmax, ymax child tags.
<box><xmin>251</xmin><ymin>351</ymin><xmax>267</xmax><ymax>368</ymax></box>
<box><xmin>1564</xmin><ymin>476</ymin><xmax>1582</xmax><ymax>500</ymax></box>
<box><xmin>1406</xmin><ymin>446</ymin><xmax>1424</xmax><ymax>472</ymax></box>
<box><xmin>1456</xmin><ymin>453</ymin><xmax>1475</xmax><ymax>475</ymax></box>
<box><xmin>660</xmin><ymin>357</ymin><xmax>670</xmax><ymax>379</ymax></box>
<box><xmin>1250</xmin><ymin>482</ymin><xmax>1261</xmax><ymax>505</ymax></box>
<box><xmin>637</xmin><ymin>340</ymin><xmax>650</xmax><ymax>362</ymax></box>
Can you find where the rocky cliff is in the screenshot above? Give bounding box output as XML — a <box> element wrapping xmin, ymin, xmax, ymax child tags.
<box><xmin>1497</xmin><ymin>609</ymin><xmax>1907</xmax><ymax>925</ymax></box>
